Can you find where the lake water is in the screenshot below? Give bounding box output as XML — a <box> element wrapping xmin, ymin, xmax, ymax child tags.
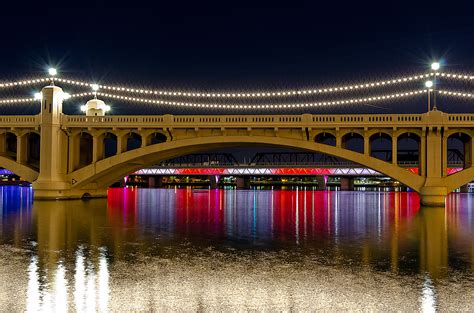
<box><xmin>0</xmin><ymin>186</ymin><xmax>473</xmax><ymax>311</ymax></box>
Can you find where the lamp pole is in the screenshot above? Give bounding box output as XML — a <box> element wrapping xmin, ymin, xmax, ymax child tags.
<box><xmin>431</xmin><ymin>62</ymin><xmax>440</xmax><ymax>111</ymax></box>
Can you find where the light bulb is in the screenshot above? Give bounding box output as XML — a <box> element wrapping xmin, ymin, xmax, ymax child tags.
<box><xmin>91</xmin><ymin>84</ymin><xmax>99</xmax><ymax>91</ymax></box>
<box><xmin>425</xmin><ymin>81</ymin><xmax>433</xmax><ymax>88</ymax></box>
<box><xmin>431</xmin><ymin>62</ymin><xmax>440</xmax><ymax>71</ymax></box>
<box><xmin>34</xmin><ymin>92</ymin><xmax>42</xmax><ymax>100</ymax></box>
<box><xmin>63</xmin><ymin>92</ymin><xmax>71</xmax><ymax>100</ymax></box>
<box><xmin>80</xmin><ymin>105</ymin><xmax>87</xmax><ymax>112</ymax></box>
<box><xmin>48</xmin><ymin>68</ymin><xmax>57</xmax><ymax>76</ymax></box>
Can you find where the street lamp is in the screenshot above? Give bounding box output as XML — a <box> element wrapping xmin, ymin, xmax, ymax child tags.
<box><xmin>431</xmin><ymin>62</ymin><xmax>440</xmax><ymax>111</ymax></box>
<box><xmin>431</xmin><ymin>62</ymin><xmax>440</xmax><ymax>71</ymax></box>
<box><xmin>425</xmin><ymin>80</ymin><xmax>433</xmax><ymax>112</ymax></box>
<box><xmin>48</xmin><ymin>68</ymin><xmax>57</xmax><ymax>76</ymax></box>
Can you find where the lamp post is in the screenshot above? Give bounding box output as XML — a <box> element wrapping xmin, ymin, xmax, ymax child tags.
<box><xmin>431</xmin><ymin>62</ymin><xmax>440</xmax><ymax>110</ymax></box>
<box><xmin>425</xmin><ymin>80</ymin><xmax>433</xmax><ymax>112</ymax></box>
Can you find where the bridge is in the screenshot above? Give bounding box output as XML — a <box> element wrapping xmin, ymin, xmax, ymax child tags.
<box><xmin>0</xmin><ymin>68</ymin><xmax>473</xmax><ymax>206</ymax></box>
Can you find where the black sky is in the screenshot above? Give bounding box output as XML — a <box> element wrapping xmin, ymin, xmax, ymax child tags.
<box><xmin>1</xmin><ymin>2</ymin><xmax>474</xmax><ymax>115</ymax></box>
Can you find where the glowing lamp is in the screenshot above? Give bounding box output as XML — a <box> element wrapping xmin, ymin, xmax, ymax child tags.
<box><xmin>34</xmin><ymin>92</ymin><xmax>42</xmax><ymax>100</ymax></box>
<box><xmin>91</xmin><ymin>84</ymin><xmax>100</xmax><ymax>91</ymax></box>
<box><xmin>63</xmin><ymin>92</ymin><xmax>71</xmax><ymax>100</ymax></box>
<box><xmin>48</xmin><ymin>68</ymin><xmax>57</xmax><ymax>76</ymax></box>
<box><xmin>80</xmin><ymin>105</ymin><xmax>87</xmax><ymax>112</ymax></box>
<box><xmin>431</xmin><ymin>62</ymin><xmax>440</xmax><ymax>71</ymax></box>
<box><xmin>425</xmin><ymin>80</ymin><xmax>433</xmax><ymax>88</ymax></box>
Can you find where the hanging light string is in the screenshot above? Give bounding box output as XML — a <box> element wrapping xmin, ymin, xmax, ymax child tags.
<box><xmin>0</xmin><ymin>72</ymin><xmax>438</xmax><ymax>96</ymax></box>
<box><xmin>0</xmin><ymin>97</ymin><xmax>35</xmax><ymax>104</ymax></box>
<box><xmin>0</xmin><ymin>78</ymin><xmax>50</xmax><ymax>88</ymax></box>
<box><xmin>54</xmin><ymin>74</ymin><xmax>431</xmax><ymax>98</ymax></box>
<box><xmin>60</xmin><ymin>89</ymin><xmax>427</xmax><ymax>109</ymax></box>
<box><xmin>438</xmin><ymin>90</ymin><xmax>474</xmax><ymax>98</ymax></box>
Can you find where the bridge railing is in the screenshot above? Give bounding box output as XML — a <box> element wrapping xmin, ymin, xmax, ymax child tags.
<box><xmin>0</xmin><ymin>115</ymin><xmax>39</xmax><ymax>127</ymax></box>
<box><xmin>60</xmin><ymin>112</ymin><xmax>474</xmax><ymax>128</ymax></box>
<box><xmin>0</xmin><ymin>113</ymin><xmax>470</xmax><ymax>129</ymax></box>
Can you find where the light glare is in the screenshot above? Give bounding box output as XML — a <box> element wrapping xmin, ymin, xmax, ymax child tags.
<box><xmin>425</xmin><ymin>81</ymin><xmax>433</xmax><ymax>88</ymax></box>
<box><xmin>48</xmin><ymin>68</ymin><xmax>57</xmax><ymax>76</ymax></box>
<box><xmin>431</xmin><ymin>62</ymin><xmax>440</xmax><ymax>71</ymax></box>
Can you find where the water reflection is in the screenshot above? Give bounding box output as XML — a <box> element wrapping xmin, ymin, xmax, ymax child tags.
<box><xmin>0</xmin><ymin>186</ymin><xmax>473</xmax><ymax>310</ymax></box>
<box><xmin>25</xmin><ymin>247</ymin><xmax>109</xmax><ymax>312</ymax></box>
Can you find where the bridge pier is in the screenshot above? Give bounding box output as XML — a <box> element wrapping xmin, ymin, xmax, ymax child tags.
<box><xmin>236</xmin><ymin>176</ymin><xmax>251</xmax><ymax>189</ymax></box>
<box><xmin>315</xmin><ymin>175</ymin><xmax>326</xmax><ymax>190</ymax></box>
<box><xmin>419</xmin><ymin>186</ymin><xmax>448</xmax><ymax>207</ymax></box>
<box><xmin>340</xmin><ymin>177</ymin><xmax>354</xmax><ymax>191</ymax></box>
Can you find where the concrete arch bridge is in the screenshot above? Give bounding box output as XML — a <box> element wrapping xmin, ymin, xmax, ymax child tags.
<box><xmin>0</xmin><ymin>86</ymin><xmax>473</xmax><ymax>206</ymax></box>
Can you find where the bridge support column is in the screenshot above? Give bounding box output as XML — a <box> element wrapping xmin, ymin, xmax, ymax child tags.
<box><xmin>148</xmin><ymin>176</ymin><xmax>162</xmax><ymax>188</ymax></box>
<box><xmin>364</xmin><ymin>135</ymin><xmax>370</xmax><ymax>155</ymax></box>
<box><xmin>68</xmin><ymin>133</ymin><xmax>79</xmax><ymax>172</ymax></box>
<box><xmin>117</xmin><ymin>132</ymin><xmax>127</xmax><ymax>154</ymax></box>
<box><xmin>92</xmin><ymin>134</ymin><xmax>104</xmax><ymax>163</ymax></box>
<box><xmin>419</xmin><ymin>186</ymin><xmax>448</xmax><ymax>207</ymax></box>
<box><xmin>316</xmin><ymin>176</ymin><xmax>326</xmax><ymax>190</ymax></box>
<box><xmin>340</xmin><ymin>177</ymin><xmax>354</xmax><ymax>191</ymax></box>
<box><xmin>209</xmin><ymin>175</ymin><xmax>219</xmax><ymax>189</ymax></box>
<box><xmin>420</xmin><ymin>133</ymin><xmax>426</xmax><ymax>177</ymax></box>
<box><xmin>32</xmin><ymin>86</ymin><xmax>107</xmax><ymax>200</ymax></box>
<box><xmin>236</xmin><ymin>176</ymin><xmax>251</xmax><ymax>189</ymax></box>
<box><xmin>392</xmin><ymin>137</ymin><xmax>397</xmax><ymax>165</ymax></box>
<box><xmin>0</xmin><ymin>133</ymin><xmax>6</xmax><ymax>156</ymax></box>
<box><xmin>442</xmin><ymin>136</ymin><xmax>448</xmax><ymax>177</ymax></box>
<box><xmin>467</xmin><ymin>138</ymin><xmax>474</xmax><ymax>168</ymax></box>
<box><xmin>16</xmin><ymin>133</ymin><xmax>28</xmax><ymax>164</ymax></box>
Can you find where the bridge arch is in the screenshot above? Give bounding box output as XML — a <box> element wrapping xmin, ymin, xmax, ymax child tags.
<box><xmin>341</xmin><ymin>132</ymin><xmax>364</xmax><ymax>153</ymax></box>
<box><xmin>68</xmin><ymin>135</ymin><xmax>425</xmax><ymax>193</ymax></box>
<box><xmin>314</xmin><ymin>132</ymin><xmax>336</xmax><ymax>146</ymax></box>
<box><xmin>369</xmin><ymin>132</ymin><xmax>392</xmax><ymax>162</ymax></box>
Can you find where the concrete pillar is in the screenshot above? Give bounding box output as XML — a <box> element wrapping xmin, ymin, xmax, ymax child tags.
<box><xmin>0</xmin><ymin>133</ymin><xmax>6</xmax><ymax>156</ymax></box>
<box><xmin>117</xmin><ymin>134</ymin><xmax>125</xmax><ymax>154</ymax></box>
<box><xmin>392</xmin><ymin>136</ymin><xmax>398</xmax><ymax>165</ymax></box>
<box><xmin>32</xmin><ymin>86</ymin><xmax>107</xmax><ymax>199</ymax></box>
<box><xmin>340</xmin><ymin>177</ymin><xmax>354</xmax><ymax>191</ymax></box>
<box><xmin>442</xmin><ymin>135</ymin><xmax>448</xmax><ymax>176</ymax></box>
<box><xmin>465</xmin><ymin>138</ymin><xmax>472</xmax><ymax>168</ymax></box>
<box><xmin>68</xmin><ymin>134</ymin><xmax>80</xmax><ymax>172</ymax></box>
<box><xmin>236</xmin><ymin>176</ymin><xmax>251</xmax><ymax>189</ymax></box>
<box><xmin>32</xmin><ymin>86</ymin><xmax>70</xmax><ymax>198</ymax></box>
<box><xmin>420</xmin><ymin>133</ymin><xmax>426</xmax><ymax>177</ymax></box>
<box><xmin>92</xmin><ymin>134</ymin><xmax>104</xmax><ymax>163</ymax></box>
<box><xmin>470</xmin><ymin>138</ymin><xmax>474</xmax><ymax>168</ymax></box>
<box><xmin>148</xmin><ymin>176</ymin><xmax>156</xmax><ymax>188</ymax></box>
<box><xmin>16</xmin><ymin>134</ymin><xmax>28</xmax><ymax>164</ymax></box>
<box><xmin>336</xmin><ymin>132</ymin><xmax>342</xmax><ymax>148</ymax></box>
<box><xmin>426</xmin><ymin>128</ymin><xmax>443</xmax><ymax>178</ymax></box>
<box><xmin>209</xmin><ymin>175</ymin><xmax>219</xmax><ymax>189</ymax></box>
<box><xmin>364</xmin><ymin>135</ymin><xmax>370</xmax><ymax>155</ymax></box>
<box><xmin>316</xmin><ymin>176</ymin><xmax>326</xmax><ymax>190</ymax></box>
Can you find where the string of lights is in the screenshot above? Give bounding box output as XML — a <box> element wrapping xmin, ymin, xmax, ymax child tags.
<box><xmin>0</xmin><ymin>97</ymin><xmax>35</xmax><ymax>104</ymax></box>
<box><xmin>0</xmin><ymin>72</ymin><xmax>434</xmax><ymax>97</ymax></box>
<box><xmin>54</xmin><ymin>74</ymin><xmax>432</xmax><ymax>98</ymax></box>
<box><xmin>0</xmin><ymin>78</ymin><xmax>49</xmax><ymax>88</ymax></box>
<box><xmin>65</xmin><ymin>89</ymin><xmax>428</xmax><ymax>109</ymax></box>
<box><xmin>438</xmin><ymin>90</ymin><xmax>474</xmax><ymax>98</ymax></box>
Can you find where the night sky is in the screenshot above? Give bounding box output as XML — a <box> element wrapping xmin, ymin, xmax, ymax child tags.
<box><xmin>1</xmin><ymin>3</ymin><xmax>474</xmax><ymax>115</ymax></box>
